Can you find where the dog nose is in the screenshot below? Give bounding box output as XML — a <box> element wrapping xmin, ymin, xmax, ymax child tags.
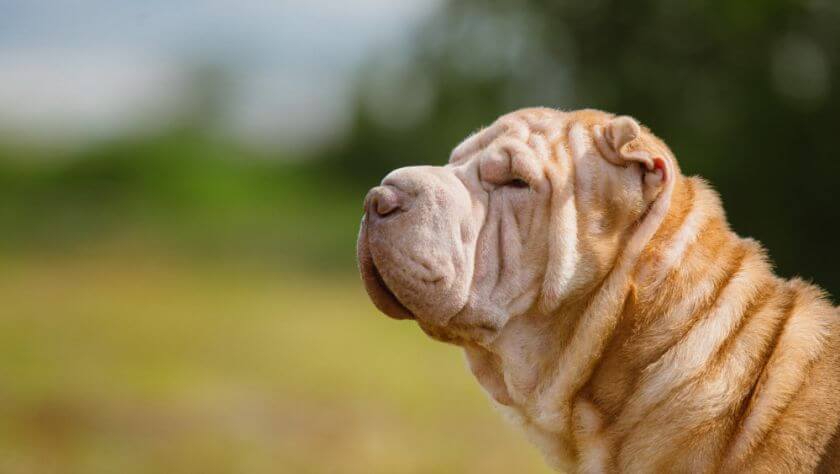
<box><xmin>365</xmin><ymin>185</ymin><xmax>404</xmax><ymax>218</ymax></box>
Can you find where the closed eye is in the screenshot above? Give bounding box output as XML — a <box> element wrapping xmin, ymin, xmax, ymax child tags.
<box><xmin>505</xmin><ymin>178</ymin><xmax>530</xmax><ymax>189</ymax></box>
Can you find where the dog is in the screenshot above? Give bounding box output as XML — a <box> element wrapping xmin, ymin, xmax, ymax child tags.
<box><xmin>357</xmin><ymin>108</ymin><xmax>839</xmax><ymax>473</ymax></box>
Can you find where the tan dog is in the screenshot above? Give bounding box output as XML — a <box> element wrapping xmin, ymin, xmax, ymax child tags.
<box><xmin>357</xmin><ymin>108</ymin><xmax>840</xmax><ymax>473</ymax></box>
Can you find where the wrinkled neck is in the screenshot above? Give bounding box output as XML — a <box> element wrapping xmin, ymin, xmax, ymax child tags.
<box><xmin>584</xmin><ymin>177</ymin><xmax>762</xmax><ymax>420</ymax></box>
<box><xmin>468</xmin><ymin>176</ymin><xmax>692</xmax><ymax>408</ymax></box>
<box><xmin>477</xmin><ymin>176</ymin><xmax>691</xmax><ymax>409</ymax></box>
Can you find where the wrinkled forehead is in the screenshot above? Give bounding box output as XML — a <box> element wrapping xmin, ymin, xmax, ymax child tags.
<box><xmin>448</xmin><ymin>108</ymin><xmax>612</xmax><ymax>165</ymax></box>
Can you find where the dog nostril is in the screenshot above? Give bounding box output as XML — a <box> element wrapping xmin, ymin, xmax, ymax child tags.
<box><xmin>367</xmin><ymin>186</ymin><xmax>402</xmax><ymax>218</ymax></box>
<box><xmin>375</xmin><ymin>195</ymin><xmax>398</xmax><ymax>216</ymax></box>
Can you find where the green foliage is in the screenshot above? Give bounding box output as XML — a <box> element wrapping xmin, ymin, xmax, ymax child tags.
<box><xmin>328</xmin><ymin>0</ymin><xmax>840</xmax><ymax>297</ymax></box>
<box><xmin>0</xmin><ymin>130</ymin><xmax>365</xmax><ymax>271</ymax></box>
<box><xmin>0</xmin><ymin>0</ymin><xmax>837</xmax><ymax>295</ymax></box>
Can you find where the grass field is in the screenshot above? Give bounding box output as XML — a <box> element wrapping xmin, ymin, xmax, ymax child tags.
<box><xmin>0</xmin><ymin>249</ymin><xmax>551</xmax><ymax>473</ymax></box>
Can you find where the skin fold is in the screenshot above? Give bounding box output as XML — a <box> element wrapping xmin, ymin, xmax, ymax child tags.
<box><xmin>357</xmin><ymin>108</ymin><xmax>840</xmax><ymax>473</ymax></box>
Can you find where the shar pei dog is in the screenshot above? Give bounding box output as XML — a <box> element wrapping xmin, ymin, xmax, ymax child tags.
<box><xmin>357</xmin><ymin>108</ymin><xmax>839</xmax><ymax>473</ymax></box>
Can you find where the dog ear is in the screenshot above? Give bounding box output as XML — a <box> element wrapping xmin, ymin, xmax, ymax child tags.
<box><xmin>594</xmin><ymin>115</ymin><xmax>669</xmax><ymax>201</ymax></box>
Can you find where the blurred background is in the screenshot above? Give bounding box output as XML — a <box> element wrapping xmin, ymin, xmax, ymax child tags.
<box><xmin>0</xmin><ymin>0</ymin><xmax>837</xmax><ymax>472</ymax></box>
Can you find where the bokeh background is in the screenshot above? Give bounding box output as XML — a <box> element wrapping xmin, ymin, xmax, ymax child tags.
<box><xmin>0</xmin><ymin>1</ymin><xmax>838</xmax><ymax>472</ymax></box>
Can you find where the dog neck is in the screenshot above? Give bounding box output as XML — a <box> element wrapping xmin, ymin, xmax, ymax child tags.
<box><xmin>465</xmin><ymin>175</ymin><xmax>778</xmax><ymax>470</ymax></box>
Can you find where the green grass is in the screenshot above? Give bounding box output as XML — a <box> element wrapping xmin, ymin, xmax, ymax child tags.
<box><xmin>0</xmin><ymin>250</ymin><xmax>552</xmax><ymax>473</ymax></box>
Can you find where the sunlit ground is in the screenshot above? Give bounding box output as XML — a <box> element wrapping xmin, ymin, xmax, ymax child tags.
<box><xmin>0</xmin><ymin>247</ymin><xmax>551</xmax><ymax>473</ymax></box>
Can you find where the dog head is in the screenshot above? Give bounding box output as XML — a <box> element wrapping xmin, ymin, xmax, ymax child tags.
<box><xmin>357</xmin><ymin>108</ymin><xmax>676</xmax><ymax>345</ymax></box>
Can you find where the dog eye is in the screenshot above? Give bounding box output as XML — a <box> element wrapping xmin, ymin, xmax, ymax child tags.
<box><xmin>505</xmin><ymin>178</ymin><xmax>530</xmax><ymax>189</ymax></box>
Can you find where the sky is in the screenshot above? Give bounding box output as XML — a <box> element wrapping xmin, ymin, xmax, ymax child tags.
<box><xmin>0</xmin><ymin>0</ymin><xmax>441</xmax><ymax>150</ymax></box>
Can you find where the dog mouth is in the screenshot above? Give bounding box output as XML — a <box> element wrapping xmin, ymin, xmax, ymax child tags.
<box><xmin>357</xmin><ymin>220</ymin><xmax>416</xmax><ymax>320</ymax></box>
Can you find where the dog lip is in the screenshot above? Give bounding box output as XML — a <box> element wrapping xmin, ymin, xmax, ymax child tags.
<box><xmin>371</xmin><ymin>259</ymin><xmax>416</xmax><ymax>320</ymax></box>
<box><xmin>357</xmin><ymin>219</ymin><xmax>416</xmax><ymax>320</ymax></box>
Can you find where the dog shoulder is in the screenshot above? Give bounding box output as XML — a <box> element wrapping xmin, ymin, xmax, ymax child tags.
<box><xmin>740</xmin><ymin>281</ymin><xmax>840</xmax><ymax>472</ymax></box>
